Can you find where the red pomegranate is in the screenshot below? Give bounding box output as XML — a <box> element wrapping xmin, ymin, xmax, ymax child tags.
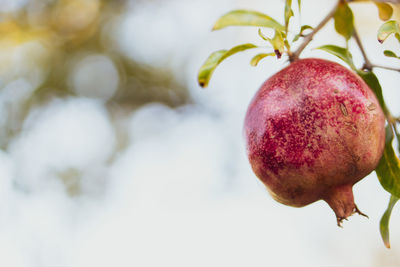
<box><xmin>244</xmin><ymin>58</ymin><xmax>385</xmax><ymax>226</ymax></box>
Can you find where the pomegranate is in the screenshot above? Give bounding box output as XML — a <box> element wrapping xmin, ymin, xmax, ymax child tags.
<box><xmin>244</xmin><ymin>58</ymin><xmax>385</xmax><ymax>226</ymax></box>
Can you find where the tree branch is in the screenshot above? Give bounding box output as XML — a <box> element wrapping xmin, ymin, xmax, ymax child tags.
<box><xmin>370</xmin><ymin>65</ymin><xmax>400</xmax><ymax>72</ymax></box>
<box><xmin>352</xmin><ymin>28</ymin><xmax>400</xmax><ymax>72</ymax></box>
<box><xmin>353</xmin><ymin>28</ymin><xmax>373</xmax><ymax>71</ymax></box>
<box><xmin>289</xmin><ymin>2</ymin><xmax>339</xmax><ymax>62</ymax></box>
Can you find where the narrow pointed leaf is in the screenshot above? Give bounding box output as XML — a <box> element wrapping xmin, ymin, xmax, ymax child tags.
<box><xmin>298</xmin><ymin>0</ymin><xmax>301</xmax><ymax>13</ymax></box>
<box><xmin>285</xmin><ymin>0</ymin><xmax>294</xmax><ymax>31</ymax></box>
<box><xmin>258</xmin><ymin>29</ymin><xmax>284</xmax><ymax>58</ymax></box>
<box><xmin>374</xmin><ymin>2</ymin><xmax>393</xmax><ymax>21</ymax></box>
<box><xmin>293</xmin><ymin>25</ymin><xmax>314</xmax><ymax>42</ymax></box>
<box><xmin>397</xmin><ymin>129</ymin><xmax>400</xmax><ymax>154</ymax></box>
<box><xmin>219</xmin><ymin>43</ymin><xmax>258</xmax><ymax>62</ymax></box>
<box><xmin>293</xmin><ymin>34</ymin><xmax>301</xmax><ymax>42</ymax></box>
<box><xmin>213</xmin><ymin>10</ymin><xmax>284</xmax><ymax>31</ymax></box>
<box><xmin>258</xmin><ymin>28</ymin><xmax>270</xmax><ymax>41</ymax></box>
<box><xmin>375</xmin><ymin>125</ymin><xmax>400</xmax><ymax>198</ymax></box>
<box><xmin>384</xmin><ymin>50</ymin><xmax>398</xmax><ymax>58</ymax></box>
<box><xmin>250</xmin><ymin>53</ymin><xmax>276</xmax><ymax>66</ymax></box>
<box><xmin>198</xmin><ymin>44</ymin><xmax>258</xmax><ymax>88</ymax></box>
<box><xmin>198</xmin><ymin>50</ymin><xmax>227</xmax><ymax>88</ymax></box>
<box><xmin>270</xmin><ymin>30</ymin><xmax>285</xmax><ymax>58</ymax></box>
<box><xmin>300</xmin><ymin>25</ymin><xmax>313</xmax><ymax>33</ymax></box>
<box><xmin>316</xmin><ymin>45</ymin><xmax>356</xmax><ymax>70</ymax></box>
<box><xmin>334</xmin><ymin>2</ymin><xmax>354</xmax><ymax>40</ymax></box>
<box><xmin>378</xmin><ymin>20</ymin><xmax>400</xmax><ymax>43</ymax></box>
<box><xmin>380</xmin><ymin>195</ymin><xmax>399</xmax><ymax>248</ymax></box>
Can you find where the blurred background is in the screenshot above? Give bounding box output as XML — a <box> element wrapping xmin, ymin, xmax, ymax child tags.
<box><xmin>0</xmin><ymin>0</ymin><xmax>400</xmax><ymax>266</ymax></box>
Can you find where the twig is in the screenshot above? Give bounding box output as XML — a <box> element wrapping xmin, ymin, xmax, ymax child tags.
<box><xmin>370</xmin><ymin>65</ymin><xmax>400</xmax><ymax>72</ymax></box>
<box><xmin>353</xmin><ymin>28</ymin><xmax>400</xmax><ymax>72</ymax></box>
<box><xmin>353</xmin><ymin>28</ymin><xmax>373</xmax><ymax>71</ymax></box>
<box><xmin>351</xmin><ymin>25</ymin><xmax>400</xmax><ymax>127</ymax></box>
<box><xmin>289</xmin><ymin>2</ymin><xmax>339</xmax><ymax>62</ymax></box>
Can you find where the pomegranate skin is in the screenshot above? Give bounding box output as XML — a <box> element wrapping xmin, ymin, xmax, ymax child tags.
<box><xmin>244</xmin><ymin>58</ymin><xmax>385</xmax><ymax>225</ymax></box>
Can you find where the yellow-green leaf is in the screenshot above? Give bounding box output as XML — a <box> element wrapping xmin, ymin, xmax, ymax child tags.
<box><xmin>380</xmin><ymin>195</ymin><xmax>399</xmax><ymax>248</ymax></box>
<box><xmin>198</xmin><ymin>50</ymin><xmax>226</xmax><ymax>88</ymax></box>
<box><xmin>270</xmin><ymin>30</ymin><xmax>285</xmax><ymax>58</ymax></box>
<box><xmin>258</xmin><ymin>28</ymin><xmax>270</xmax><ymax>41</ymax></box>
<box><xmin>198</xmin><ymin>44</ymin><xmax>258</xmax><ymax>88</ymax></box>
<box><xmin>257</xmin><ymin>29</ymin><xmax>285</xmax><ymax>58</ymax></box>
<box><xmin>316</xmin><ymin>45</ymin><xmax>356</xmax><ymax>70</ymax></box>
<box><xmin>293</xmin><ymin>25</ymin><xmax>313</xmax><ymax>42</ymax></box>
<box><xmin>334</xmin><ymin>2</ymin><xmax>354</xmax><ymax>40</ymax></box>
<box><xmin>378</xmin><ymin>20</ymin><xmax>400</xmax><ymax>43</ymax></box>
<box><xmin>384</xmin><ymin>50</ymin><xmax>398</xmax><ymax>58</ymax></box>
<box><xmin>250</xmin><ymin>53</ymin><xmax>276</xmax><ymax>66</ymax></box>
<box><xmin>300</xmin><ymin>25</ymin><xmax>313</xmax><ymax>33</ymax></box>
<box><xmin>212</xmin><ymin>10</ymin><xmax>285</xmax><ymax>31</ymax></box>
<box><xmin>375</xmin><ymin>125</ymin><xmax>400</xmax><ymax>198</ymax></box>
<box><xmin>285</xmin><ymin>0</ymin><xmax>294</xmax><ymax>31</ymax></box>
<box><xmin>374</xmin><ymin>2</ymin><xmax>393</xmax><ymax>21</ymax></box>
<box><xmin>220</xmin><ymin>43</ymin><xmax>258</xmax><ymax>62</ymax></box>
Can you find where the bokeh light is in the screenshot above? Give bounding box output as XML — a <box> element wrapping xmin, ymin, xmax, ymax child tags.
<box><xmin>0</xmin><ymin>0</ymin><xmax>399</xmax><ymax>266</ymax></box>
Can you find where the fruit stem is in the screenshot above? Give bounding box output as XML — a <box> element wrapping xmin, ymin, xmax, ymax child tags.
<box><xmin>289</xmin><ymin>2</ymin><xmax>339</xmax><ymax>62</ymax></box>
<box><xmin>323</xmin><ymin>184</ymin><xmax>367</xmax><ymax>227</ymax></box>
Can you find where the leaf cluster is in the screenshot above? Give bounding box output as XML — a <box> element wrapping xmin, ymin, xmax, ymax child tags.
<box><xmin>198</xmin><ymin>0</ymin><xmax>310</xmax><ymax>88</ymax></box>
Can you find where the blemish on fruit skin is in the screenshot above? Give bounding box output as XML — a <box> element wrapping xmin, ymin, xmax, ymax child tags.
<box><xmin>368</xmin><ymin>103</ymin><xmax>377</xmax><ymax>111</ymax></box>
<box><xmin>244</xmin><ymin>58</ymin><xmax>386</xmax><ymax>220</ymax></box>
<box><xmin>340</xmin><ymin>103</ymin><xmax>348</xmax><ymax>116</ymax></box>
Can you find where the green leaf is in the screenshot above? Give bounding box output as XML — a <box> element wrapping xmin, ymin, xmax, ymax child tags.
<box><xmin>293</xmin><ymin>35</ymin><xmax>301</xmax><ymax>42</ymax></box>
<box><xmin>293</xmin><ymin>25</ymin><xmax>313</xmax><ymax>42</ymax></box>
<box><xmin>356</xmin><ymin>70</ymin><xmax>388</xmax><ymax>114</ymax></box>
<box><xmin>383</xmin><ymin>50</ymin><xmax>399</xmax><ymax>58</ymax></box>
<box><xmin>220</xmin><ymin>43</ymin><xmax>258</xmax><ymax>62</ymax></box>
<box><xmin>198</xmin><ymin>50</ymin><xmax>226</xmax><ymax>88</ymax></box>
<box><xmin>250</xmin><ymin>53</ymin><xmax>276</xmax><ymax>66</ymax></box>
<box><xmin>300</xmin><ymin>25</ymin><xmax>313</xmax><ymax>33</ymax></box>
<box><xmin>375</xmin><ymin>125</ymin><xmax>400</xmax><ymax>198</ymax></box>
<box><xmin>270</xmin><ymin>30</ymin><xmax>285</xmax><ymax>58</ymax></box>
<box><xmin>380</xmin><ymin>195</ymin><xmax>399</xmax><ymax>249</ymax></box>
<box><xmin>198</xmin><ymin>44</ymin><xmax>258</xmax><ymax>88</ymax></box>
<box><xmin>284</xmin><ymin>38</ymin><xmax>291</xmax><ymax>51</ymax></box>
<box><xmin>374</xmin><ymin>2</ymin><xmax>393</xmax><ymax>21</ymax></box>
<box><xmin>258</xmin><ymin>28</ymin><xmax>270</xmax><ymax>41</ymax></box>
<box><xmin>258</xmin><ymin>29</ymin><xmax>285</xmax><ymax>58</ymax></box>
<box><xmin>212</xmin><ymin>10</ymin><xmax>285</xmax><ymax>31</ymax></box>
<box><xmin>316</xmin><ymin>45</ymin><xmax>356</xmax><ymax>70</ymax></box>
<box><xmin>285</xmin><ymin>0</ymin><xmax>294</xmax><ymax>31</ymax></box>
<box><xmin>298</xmin><ymin>0</ymin><xmax>301</xmax><ymax>13</ymax></box>
<box><xmin>378</xmin><ymin>20</ymin><xmax>400</xmax><ymax>43</ymax></box>
<box><xmin>396</xmin><ymin>129</ymin><xmax>400</xmax><ymax>154</ymax></box>
<box><xmin>334</xmin><ymin>2</ymin><xmax>354</xmax><ymax>40</ymax></box>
